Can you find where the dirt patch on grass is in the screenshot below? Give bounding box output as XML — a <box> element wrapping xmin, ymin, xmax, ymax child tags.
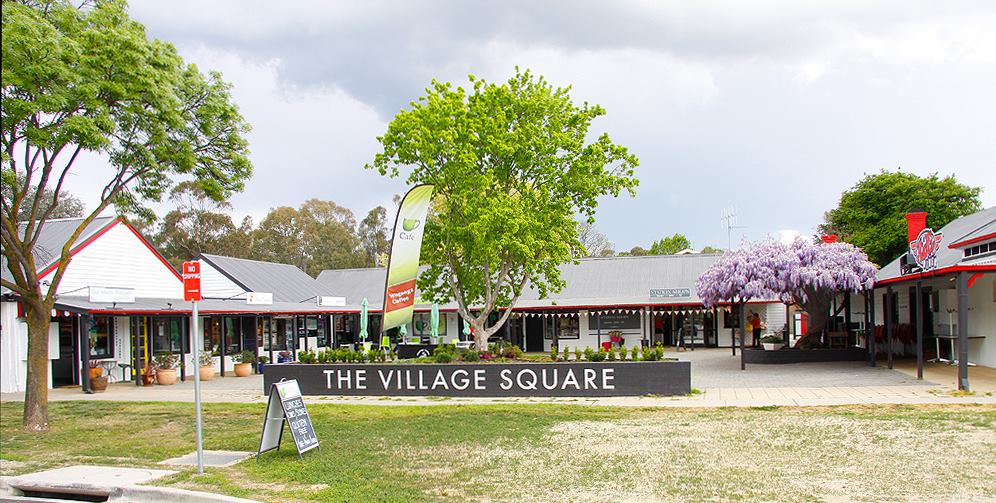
<box><xmin>403</xmin><ymin>407</ymin><xmax>996</xmax><ymax>502</ymax></box>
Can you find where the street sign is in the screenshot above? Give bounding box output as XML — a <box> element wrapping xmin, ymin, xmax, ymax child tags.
<box><xmin>182</xmin><ymin>261</ymin><xmax>201</xmax><ymax>302</ymax></box>
<box><xmin>257</xmin><ymin>379</ymin><xmax>319</xmax><ymax>460</ymax></box>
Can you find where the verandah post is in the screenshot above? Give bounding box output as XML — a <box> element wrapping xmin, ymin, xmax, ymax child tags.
<box><xmin>957</xmin><ymin>271</ymin><xmax>970</xmax><ymax>391</ymax></box>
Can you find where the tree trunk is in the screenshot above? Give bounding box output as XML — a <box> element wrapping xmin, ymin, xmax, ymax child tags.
<box><xmin>472</xmin><ymin>318</ymin><xmax>488</xmax><ymax>352</ymax></box>
<box><xmin>795</xmin><ymin>290</ymin><xmax>831</xmax><ymax>350</ymax></box>
<box><xmin>23</xmin><ymin>303</ymin><xmax>52</xmax><ymax>431</ymax></box>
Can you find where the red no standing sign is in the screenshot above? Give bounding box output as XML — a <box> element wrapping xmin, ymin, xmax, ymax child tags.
<box><xmin>183</xmin><ymin>261</ymin><xmax>201</xmax><ymax>302</ymax></box>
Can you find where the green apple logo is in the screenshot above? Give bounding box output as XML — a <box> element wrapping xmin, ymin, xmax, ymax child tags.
<box><xmin>402</xmin><ymin>218</ymin><xmax>420</xmax><ymax>231</ymax></box>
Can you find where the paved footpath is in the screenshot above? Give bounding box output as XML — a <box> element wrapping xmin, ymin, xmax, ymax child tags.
<box><xmin>3</xmin><ymin>349</ymin><xmax>993</xmax><ymax>408</ymax></box>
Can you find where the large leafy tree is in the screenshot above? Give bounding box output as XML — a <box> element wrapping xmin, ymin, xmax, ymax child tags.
<box><xmin>358</xmin><ymin>206</ymin><xmax>390</xmax><ymax>266</ymax></box>
<box><xmin>820</xmin><ymin>170</ymin><xmax>981</xmax><ymax>266</ymax></box>
<box><xmin>369</xmin><ymin>69</ymin><xmax>639</xmax><ymax>351</ymax></box>
<box><xmin>250</xmin><ymin>200</ymin><xmax>367</xmax><ymax>276</ymax></box>
<box><xmin>649</xmin><ymin>233</ymin><xmax>691</xmax><ymax>255</ymax></box>
<box><xmin>1</xmin><ymin>0</ymin><xmax>251</xmax><ymax>431</ymax></box>
<box><xmin>155</xmin><ymin>181</ymin><xmax>253</xmax><ymax>268</ymax></box>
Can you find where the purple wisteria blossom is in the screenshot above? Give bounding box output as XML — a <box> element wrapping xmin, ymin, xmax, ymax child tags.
<box><xmin>696</xmin><ymin>237</ymin><xmax>877</xmax><ymax>339</ymax></box>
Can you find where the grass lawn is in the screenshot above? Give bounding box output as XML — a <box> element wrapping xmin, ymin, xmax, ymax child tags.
<box><xmin>1</xmin><ymin>401</ymin><xmax>994</xmax><ymax>502</ymax></box>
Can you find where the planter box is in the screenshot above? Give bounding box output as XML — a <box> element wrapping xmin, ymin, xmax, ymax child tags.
<box><xmin>264</xmin><ymin>361</ymin><xmax>691</xmax><ymax>397</ymax></box>
<box><xmin>762</xmin><ymin>342</ymin><xmax>784</xmax><ymax>351</ymax></box>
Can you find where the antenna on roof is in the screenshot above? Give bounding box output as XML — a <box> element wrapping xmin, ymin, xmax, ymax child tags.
<box><xmin>721</xmin><ymin>206</ymin><xmax>746</xmax><ymax>250</ymax></box>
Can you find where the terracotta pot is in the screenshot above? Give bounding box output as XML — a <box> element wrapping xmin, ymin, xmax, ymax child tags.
<box><xmin>234</xmin><ymin>362</ymin><xmax>252</xmax><ymax>377</ymax></box>
<box><xmin>199</xmin><ymin>365</ymin><xmax>215</xmax><ymax>381</ymax></box>
<box><xmin>141</xmin><ymin>373</ymin><xmax>155</xmax><ymax>386</ymax></box>
<box><xmin>90</xmin><ymin>375</ymin><xmax>108</xmax><ymax>393</ymax></box>
<box><xmin>89</xmin><ymin>367</ymin><xmax>103</xmax><ymax>379</ymax></box>
<box><xmin>157</xmin><ymin>368</ymin><xmax>177</xmax><ymax>385</ymax></box>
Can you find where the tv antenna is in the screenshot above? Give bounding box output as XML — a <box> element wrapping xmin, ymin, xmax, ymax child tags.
<box><xmin>721</xmin><ymin>207</ymin><xmax>746</xmax><ymax>250</ymax></box>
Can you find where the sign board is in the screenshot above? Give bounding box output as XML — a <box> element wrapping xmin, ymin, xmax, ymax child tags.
<box><xmin>89</xmin><ymin>286</ymin><xmax>136</xmax><ymax>304</ymax></box>
<box><xmin>264</xmin><ymin>362</ymin><xmax>692</xmax><ymax>397</ymax></box>
<box><xmin>592</xmin><ymin>313</ymin><xmax>641</xmax><ymax>330</ymax></box>
<box><xmin>182</xmin><ymin>261</ymin><xmax>201</xmax><ymax>302</ymax></box>
<box><xmin>246</xmin><ymin>292</ymin><xmax>274</xmax><ymax>305</ymax></box>
<box><xmin>908</xmin><ymin>228</ymin><xmax>943</xmax><ymax>272</ymax></box>
<box><xmin>257</xmin><ymin>379</ymin><xmax>319</xmax><ymax>459</ymax></box>
<box><xmin>649</xmin><ymin>288</ymin><xmax>691</xmax><ymax>298</ymax></box>
<box><xmin>318</xmin><ymin>296</ymin><xmax>346</xmax><ymax>307</ymax></box>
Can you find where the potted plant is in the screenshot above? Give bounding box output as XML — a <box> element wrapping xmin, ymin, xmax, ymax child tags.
<box><xmin>87</xmin><ymin>360</ymin><xmax>103</xmax><ymax>380</ymax></box>
<box><xmin>232</xmin><ymin>350</ymin><xmax>255</xmax><ymax>377</ymax></box>
<box><xmin>154</xmin><ymin>353</ymin><xmax>179</xmax><ymax>385</ymax></box>
<box><xmin>90</xmin><ymin>369</ymin><xmax>108</xmax><ymax>392</ymax></box>
<box><xmin>198</xmin><ymin>352</ymin><xmax>215</xmax><ymax>381</ymax></box>
<box><xmin>257</xmin><ymin>355</ymin><xmax>269</xmax><ymax>374</ymax></box>
<box><xmin>761</xmin><ymin>335</ymin><xmax>785</xmax><ymax>351</ymax></box>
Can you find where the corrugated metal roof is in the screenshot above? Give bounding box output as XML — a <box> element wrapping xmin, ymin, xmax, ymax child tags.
<box><xmin>878</xmin><ymin>206</ymin><xmax>996</xmax><ymax>281</ymax></box>
<box><xmin>2</xmin><ymin>216</ymin><xmax>117</xmax><ymax>294</ymax></box>
<box><xmin>317</xmin><ymin>254</ymin><xmax>738</xmax><ymax>310</ymax></box>
<box><xmin>198</xmin><ymin>254</ymin><xmax>336</xmax><ymax>304</ymax></box>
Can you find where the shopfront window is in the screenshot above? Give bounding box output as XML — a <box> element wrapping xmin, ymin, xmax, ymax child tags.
<box><xmin>334</xmin><ymin>314</ymin><xmax>355</xmax><ymax>343</ymax></box>
<box><xmin>315</xmin><ymin>316</ymin><xmax>330</xmax><ymax>347</ymax></box>
<box><xmin>413</xmin><ymin>312</ymin><xmax>446</xmax><ymax>337</ymax></box>
<box><xmin>259</xmin><ymin>317</ymin><xmax>271</xmax><ymax>350</ymax></box>
<box><xmin>556</xmin><ymin>316</ymin><xmax>580</xmax><ymax>339</ymax></box>
<box><xmin>152</xmin><ymin>318</ymin><xmax>182</xmax><ymax>353</ymax></box>
<box><xmin>203</xmin><ymin>317</ymin><xmax>221</xmax><ymax>354</ymax></box>
<box><xmin>224</xmin><ymin>317</ymin><xmax>242</xmax><ymax>355</ymax></box>
<box><xmin>89</xmin><ymin>316</ymin><xmax>114</xmax><ymax>359</ymax></box>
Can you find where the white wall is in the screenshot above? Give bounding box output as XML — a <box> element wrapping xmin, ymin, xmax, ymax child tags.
<box><xmin>48</xmin><ymin>221</ymin><xmax>183</xmax><ymax>299</ymax></box>
<box><xmin>1</xmin><ymin>302</ymin><xmax>28</xmax><ymax>393</ymax></box>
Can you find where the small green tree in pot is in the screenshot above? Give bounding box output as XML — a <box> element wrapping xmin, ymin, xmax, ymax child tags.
<box><xmin>154</xmin><ymin>354</ymin><xmax>180</xmax><ymax>385</ymax></box>
<box><xmin>198</xmin><ymin>352</ymin><xmax>215</xmax><ymax>381</ymax></box>
<box><xmin>231</xmin><ymin>351</ymin><xmax>256</xmax><ymax>377</ymax></box>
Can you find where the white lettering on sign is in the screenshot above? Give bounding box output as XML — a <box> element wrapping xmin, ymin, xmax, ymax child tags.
<box><xmin>322</xmin><ymin>367</ymin><xmax>623</xmax><ymax>393</ymax></box>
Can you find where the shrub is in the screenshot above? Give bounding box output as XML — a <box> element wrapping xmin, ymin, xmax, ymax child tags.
<box><xmin>617</xmin><ymin>345</ymin><xmax>626</xmax><ymax>361</ymax></box>
<box><xmin>550</xmin><ymin>345</ymin><xmax>559</xmax><ymax>362</ymax></box>
<box><xmin>574</xmin><ymin>347</ymin><xmax>582</xmax><ymax>361</ymax></box>
<box><xmin>154</xmin><ymin>353</ymin><xmax>178</xmax><ymax>370</ymax></box>
<box><xmin>607</xmin><ymin>348</ymin><xmax>616</xmax><ymax>361</ymax></box>
<box><xmin>388</xmin><ymin>350</ymin><xmax>397</xmax><ymax>362</ymax></box>
<box><xmin>631</xmin><ymin>346</ymin><xmax>640</xmax><ymax>361</ymax></box>
<box><xmin>257</xmin><ymin>355</ymin><xmax>269</xmax><ymax>365</ymax></box>
<box><xmin>197</xmin><ymin>352</ymin><xmax>213</xmax><ymax>367</ymax></box>
<box><xmin>434</xmin><ymin>345</ymin><xmax>455</xmax><ymax>357</ymax></box>
<box><xmin>502</xmin><ymin>345</ymin><xmax>523</xmax><ymax>359</ymax></box>
<box><xmin>297</xmin><ymin>349</ymin><xmax>317</xmax><ymax>364</ymax></box>
<box><xmin>583</xmin><ymin>347</ymin><xmax>594</xmax><ymax>361</ymax></box>
<box><xmin>233</xmin><ymin>350</ymin><xmax>257</xmax><ymax>364</ymax></box>
<box><xmin>367</xmin><ymin>349</ymin><xmax>379</xmax><ymax>362</ymax></box>
<box><xmin>464</xmin><ymin>350</ymin><xmax>480</xmax><ymax>362</ymax></box>
<box><xmin>316</xmin><ymin>349</ymin><xmax>330</xmax><ymax>363</ymax></box>
<box><xmin>560</xmin><ymin>345</ymin><xmax>569</xmax><ymax>361</ymax></box>
<box><xmin>589</xmin><ymin>348</ymin><xmax>607</xmax><ymax>362</ymax></box>
<box><xmin>434</xmin><ymin>352</ymin><xmax>453</xmax><ymax>364</ymax></box>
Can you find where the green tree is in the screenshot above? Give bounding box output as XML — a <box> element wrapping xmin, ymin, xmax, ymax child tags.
<box><xmin>1</xmin><ymin>0</ymin><xmax>251</xmax><ymax>431</ymax></box>
<box><xmin>250</xmin><ymin>200</ymin><xmax>367</xmax><ymax>275</ymax></box>
<box><xmin>701</xmin><ymin>246</ymin><xmax>724</xmax><ymax>254</ymax></box>
<box><xmin>358</xmin><ymin>206</ymin><xmax>390</xmax><ymax>266</ymax></box>
<box><xmin>820</xmin><ymin>170</ymin><xmax>982</xmax><ymax>266</ymax></box>
<box><xmin>618</xmin><ymin>246</ymin><xmax>647</xmax><ymax>257</ymax></box>
<box><xmin>369</xmin><ymin>69</ymin><xmax>638</xmax><ymax>351</ymax></box>
<box><xmin>155</xmin><ymin>181</ymin><xmax>252</xmax><ymax>269</ymax></box>
<box><xmin>649</xmin><ymin>233</ymin><xmax>691</xmax><ymax>255</ymax></box>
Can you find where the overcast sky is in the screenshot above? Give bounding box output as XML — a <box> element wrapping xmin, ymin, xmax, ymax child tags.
<box><xmin>71</xmin><ymin>1</ymin><xmax>996</xmax><ymax>252</ymax></box>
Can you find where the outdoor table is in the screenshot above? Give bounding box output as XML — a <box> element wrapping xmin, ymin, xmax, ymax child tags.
<box><xmin>933</xmin><ymin>334</ymin><xmax>985</xmax><ymax>366</ymax></box>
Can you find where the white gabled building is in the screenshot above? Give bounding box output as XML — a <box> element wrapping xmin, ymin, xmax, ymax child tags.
<box><xmin>1</xmin><ymin>216</ymin><xmax>183</xmax><ymax>393</ymax></box>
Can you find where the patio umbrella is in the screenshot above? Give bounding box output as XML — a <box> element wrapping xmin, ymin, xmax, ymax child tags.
<box><xmin>359</xmin><ymin>297</ymin><xmax>368</xmax><ymax>341</ymax></box>
<box><xmin>430</xmin><ymin>303</ymin><xmax>440</xmax><ymax>343</ymax></box>
<box><xmin>399</xmin><ymin>322</ymin><xmax>408</xmax><ymax>341</ymax></box>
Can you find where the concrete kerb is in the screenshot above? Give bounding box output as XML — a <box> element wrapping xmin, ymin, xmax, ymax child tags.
<box><xmin>0</xmin><ymin>465</ymin><xmax>261</xmax><ymax>503</ymax></box>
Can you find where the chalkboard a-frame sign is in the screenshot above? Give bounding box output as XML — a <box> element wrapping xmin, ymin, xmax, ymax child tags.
<box><xmin>257</xmin><ymin>379</ymin><xmax>320</xmax><ymax>460</ymax></box>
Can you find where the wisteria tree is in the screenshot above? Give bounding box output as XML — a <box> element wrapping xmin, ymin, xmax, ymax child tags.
<box><xmin>784</xmin><ymin>239</ymin><xmax>877</xmax><ymax>349</ymax></box>
<box><xmin>695</xmin><ymin>239</ymin><xmax>794</xmax><ymax>368</ymax></box>
<box><xmin>696</xmin><ymin>238</ymin><xmax>877</xmax><ymax>356</ymax></box>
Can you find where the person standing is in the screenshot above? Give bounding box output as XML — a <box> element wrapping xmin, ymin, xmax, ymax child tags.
<box><xmin>750</xmin><ymin>312</ymin><xmax>762</xmax><ymax>348</ymax></box>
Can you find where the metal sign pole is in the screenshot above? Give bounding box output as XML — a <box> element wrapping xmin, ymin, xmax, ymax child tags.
<box><xmin>192</xmin><ymin>300</ymin><xmax>204</xmax><ymax>474</ymax></box>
